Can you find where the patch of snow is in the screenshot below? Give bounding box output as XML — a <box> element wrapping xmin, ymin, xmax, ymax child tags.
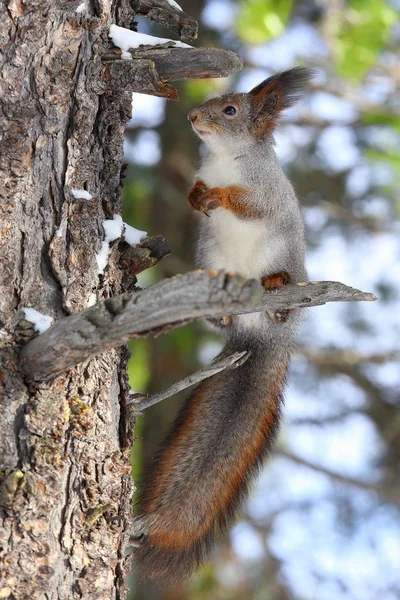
<box><xmin>76</xmin><ymin>2</ymin><xmax>86</xmax><ymax>13</ymax></box>
<box><xmin>109</xmin><ymin>25</ymin><xmax>192</xmax><ymax>51</ymax></box>
<box><xmin>121</xmin><ymin>50</ymin><xmax>132</xmax><ymax>60</ymax></box>
<box><xmin>71</xmin><ymin>188</ymin><xmax>93</xmax><ymax>200</ymax></box>
<box><xmin>103</xmin><ymin>214</ymin><xmax>123</xmax><ymax>242</ymax></box>
<box><xmin>87</xmin><ymin>293</ymin><xmax>97</xmax><ymax>307</ymax></box>
<box><xmin>96</xmin><ymin>214</ymin><xmax>147</xmax><ymax>274</ymax></box>
<box><xmin>23</xmin><ymin>308</ymin><xmax>53</xmax><ymax>334</ymax></box>
<box><xmin>166</xmin><ymin>0</ymin><xmax>183</xmax><ymax>11</ymax></box>
<box><xmin>96</xmin><ymin>215</ymin><xmax>123</xmax><ymax>275</ymax></box>
<box><xmin>96</xmin><ymin>242</ymin><xmax>110</xmax><ymax>274</ymax></box>
<box><xmin>123</xmin><ymin>223</ymin><xmax>147</xmax><ymax>246</ymax></box>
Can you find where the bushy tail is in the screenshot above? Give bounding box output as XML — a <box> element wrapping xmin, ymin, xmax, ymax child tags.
<box><xmin>133</xmin><ymin>334</ymin><xmax>289</xmax><ymax>588</ymax></box>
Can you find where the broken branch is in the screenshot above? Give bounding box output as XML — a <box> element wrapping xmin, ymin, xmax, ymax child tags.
<box><xmin>19</xmin><ymin>270</ymin><xmax>376</xmax><ymax>383</ymax></box>
<box><xmin>102</xmin><ymin>47</ymin><xmax>244</xmax><ymax>99</ymax></box>
<box><xmin>131</xmin><ymin>350</ymin><xmax>249</xmax><ymax>411</ymax></box>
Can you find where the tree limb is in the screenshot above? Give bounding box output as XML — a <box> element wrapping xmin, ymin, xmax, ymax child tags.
<box><xmin>296</xmin><ymin>348</ymin><xmax>399</xmax><ymax>366</ymax></box>
<box><xmin>102</xmin><ymin>47</ymin><xmax>244</xmax><ymax>99</ymax></box>
<box><xmin>119</xmin><ymin>234</ymin><xmax>171</xmax><ymax>286</ymax></box>
<box><xmin>128</xmin><ymin>47</ymin><xmax>244</xmax><ymax>82</ymax></box>
<box><xmin>101</xmin><ymin>59</ymin><xmax>179</xmax><ymax>99</ymax></box>
<box><xmin>131</xmin><ymin>350</ymin><xmax>250</xmax><ymax>411</ymax></box>
<box><xmin>19</xmin><ymin>270</ymin><xmax>377</xmax><ymax>383</ymax></box>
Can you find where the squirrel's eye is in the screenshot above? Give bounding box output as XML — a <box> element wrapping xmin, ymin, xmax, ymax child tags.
<box><xmin>223</xmin><ymin>106</ymin><xmax>237</xmax><ymax>116</ymax></box>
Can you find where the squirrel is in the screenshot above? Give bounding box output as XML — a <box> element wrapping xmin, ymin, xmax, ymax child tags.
<box><xmin>133</xmin><ymin>67</ymin><xmax>312</xmax><ymax>588</ymax></box>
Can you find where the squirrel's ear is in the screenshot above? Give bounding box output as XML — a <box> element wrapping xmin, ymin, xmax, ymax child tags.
<box><xmin>249</xmin><ymin>67</ymin><xmax>313</xmax><ymax>136</ymax></box>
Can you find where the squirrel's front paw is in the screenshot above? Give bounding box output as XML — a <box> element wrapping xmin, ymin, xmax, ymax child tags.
<box><xmin>188</xmin><ymin>183</ymin><xmax>224</xmax><ymax>215</ymax></box>
<box><xmin>187</xmin><ymin>180</ymin><xmax>207</xmax><ymax>212</ymax></box>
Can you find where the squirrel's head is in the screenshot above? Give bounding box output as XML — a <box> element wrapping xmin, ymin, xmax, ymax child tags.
<box><xmin>188</xmin><ymin>67</ymin><xmax>313</xmax><ymax>154</ymax></box>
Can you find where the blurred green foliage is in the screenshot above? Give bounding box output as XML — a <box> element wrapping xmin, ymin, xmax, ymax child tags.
<box><xmin>127</xmin><ymin>340</ymin><xmax>151</xmax><ymax>392</ymax></box>
<box><xmin>366</xmin><ymin>148</ymin><xmax>400</xmax><ymax>183</ymax></box>
<box><xmin>123</xmin><ymin>177</ymin><xmax>153</xmax><ymax>234</ymax></box>
<box><xmin>236</xmin><ymin>0</ymin><xmax>293</xmax><ymax>43</ymax></box>
<box><xmin>335</xmin><ymin>0</ymin><xmax>397</xmax><ymax>79</ymax></box>
<box><xmin>184</xmin><ymin>79</ymin><xmax>219</xmax><ymax>102</ymax></box>
<box><xmin>361</xmin><ymin>112</ymin><xmax>400</xmax><ymax>130</ymax></box>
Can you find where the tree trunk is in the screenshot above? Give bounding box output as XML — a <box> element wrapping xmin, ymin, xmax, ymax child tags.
<box><xmin>0</xmin><ymin>2</ymin><xmax>139</xmax><ymax>598</ymax></box>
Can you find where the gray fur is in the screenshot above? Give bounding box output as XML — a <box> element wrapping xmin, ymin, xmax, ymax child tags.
<box><xmin>134</xmin><ymin>68</ymin><xmax>311</xmax><ymax>587</ymax></box>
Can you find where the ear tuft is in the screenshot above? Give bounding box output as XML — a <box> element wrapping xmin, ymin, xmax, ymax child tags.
<box><xmin>249</xmin><ymin>67</ymin><xmax>314</xmax><ymax>135</ymax></box>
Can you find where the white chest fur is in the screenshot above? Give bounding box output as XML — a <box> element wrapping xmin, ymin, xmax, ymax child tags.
<box><xmin>197</xmin><ymin>153</ymin><xmax>242</xmax><ymax>188</ymax></box>
<box><xmin>197</xmin><ymin>153</ymin><xmax>280</xmax><ymax>280</ymax></box>
<box><xmin>208</xmin><ymin>210</ymin><xmax>268</xmax><ymax>279</ymax></box>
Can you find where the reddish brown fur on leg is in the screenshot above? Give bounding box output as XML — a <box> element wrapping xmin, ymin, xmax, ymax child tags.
<box><xmin>261</xmin><ymin>271</ymin><xmax>290</xmax><ymax>290</ymax></box>
<box><xmin>188</xmin><ymin>184</ymin><xmax>258</xmax><ymax>218</ymax></box>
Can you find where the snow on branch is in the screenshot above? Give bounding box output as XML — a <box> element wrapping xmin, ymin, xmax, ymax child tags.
<box><xmin>19</xmin><ymin>270</ymin><xmax>377</xmax><ymax>383</ymax></box>
<box><xmin>109</xmin><ymin>25</ymin><xmax>192</xmax><ymax>53</ymax></box>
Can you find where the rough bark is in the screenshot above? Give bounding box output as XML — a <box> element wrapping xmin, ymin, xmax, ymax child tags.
<box><xmin>0</xmin><ymin>2</ymin><xmax>136</xmax><ymax>598</ymax></box>
<box><xmin>0</xmin><ymin>2</ymin><xmax>242</xmax><ymax>599</ymax></box>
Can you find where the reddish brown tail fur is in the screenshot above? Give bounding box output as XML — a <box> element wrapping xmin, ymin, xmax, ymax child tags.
<box><xmin>133</xmin><ymin>336</ymin><xmax>289</xmax><ymax>588</ymax></box>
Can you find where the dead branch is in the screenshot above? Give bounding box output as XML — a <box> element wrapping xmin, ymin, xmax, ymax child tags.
<box><xmin>101</xmin><ymin>59</ymin><xmax>180</xmax><ymax>99</ymax></box>
<box><xmin>102</xmin><ymin>47</ymin><xmax>244</xmax><ymax>99</ymax></box>
<box><xmin>131</xmin><ymin>350</ymin><xmax>250</xmax><ymax>411</ymax></box>
<box><xmin>19</xmin><ymin>270</ymin><xmax>376</xmax><ymax>383</ymax></box>
<box><xmin>120</xmin><ymin>234</ymin><xmax>171</xmax><ymax>278</ymax></box>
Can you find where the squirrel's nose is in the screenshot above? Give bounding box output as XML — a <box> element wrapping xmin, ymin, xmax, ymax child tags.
<box><xmin>188</xmin><ymin>110</ymin><xmax>198</xmax><ymax>122</ymax></box>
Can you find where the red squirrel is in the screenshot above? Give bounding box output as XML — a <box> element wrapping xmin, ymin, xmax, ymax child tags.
<box><xmin>133</xmin><ymin>67</ymin><xmax>312</xmax><ymax>587</ymax></box>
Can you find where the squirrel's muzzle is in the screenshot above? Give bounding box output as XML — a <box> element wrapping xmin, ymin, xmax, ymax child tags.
<box><xmin>188</xmin><ymin>109</ymin><xmax>198</xmax><ymax>122</ymax></box>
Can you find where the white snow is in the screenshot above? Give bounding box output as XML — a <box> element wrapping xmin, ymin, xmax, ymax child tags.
<box><xmin>96</xmin><ymin>215</ymin><xmax>147</xmax><ymax>275</ymax></box>
<box><xmin>121</xmin><ymin>50</ymin><xmax>132</xmax><ymax>60</ymax></box>
<box><xmin>75</xmin><ymin>2</ymin><xmax>86</xmax><ymax>13</ymax></box>
<box><xmin>96</xmin><ymin>242</ymin><xmax>110</xmax><ymax>274</ymax></box>
<box><xmin>109</xmin><ymin>25</ymin><xmax>192</xmax><ymax>51</ymax></box>
<box><xmin>123</xmin><ymin>223</ymin><xmax>147</xmax><ymax>246</ymax></box>
<box><xmin>23</xmin><ymin>308</ymin><xmax>54</xmax><ymax>334</ymax></box>
<box><xmin>103</xmin><ymin>214</ymin><xmax>124</xmax><ymax>242</ymax></box>
<box><xmin>71</xmin><ymin>188</ymin><xmax>93</xmax><ymax>200</ymax></box>
<box><xmin>166</xmin><ymin>0</ymin><xmax>183</xmax><ymax>11</ymax></box>
<box><xmin>96</xmin><ymin>215</ymin><xmax>123</xmax><ymax>275</ymax></box>
<box><xmin>87</xmin><ymin>292</ymin><xmax>97</xmax><ymax>307</ymax></box>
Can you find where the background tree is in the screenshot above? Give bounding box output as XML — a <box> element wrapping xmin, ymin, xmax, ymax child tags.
<box><xmin>125</xmin><ymin>1</ymin><xmax>400</xmax><ymax>599</ymax></box>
